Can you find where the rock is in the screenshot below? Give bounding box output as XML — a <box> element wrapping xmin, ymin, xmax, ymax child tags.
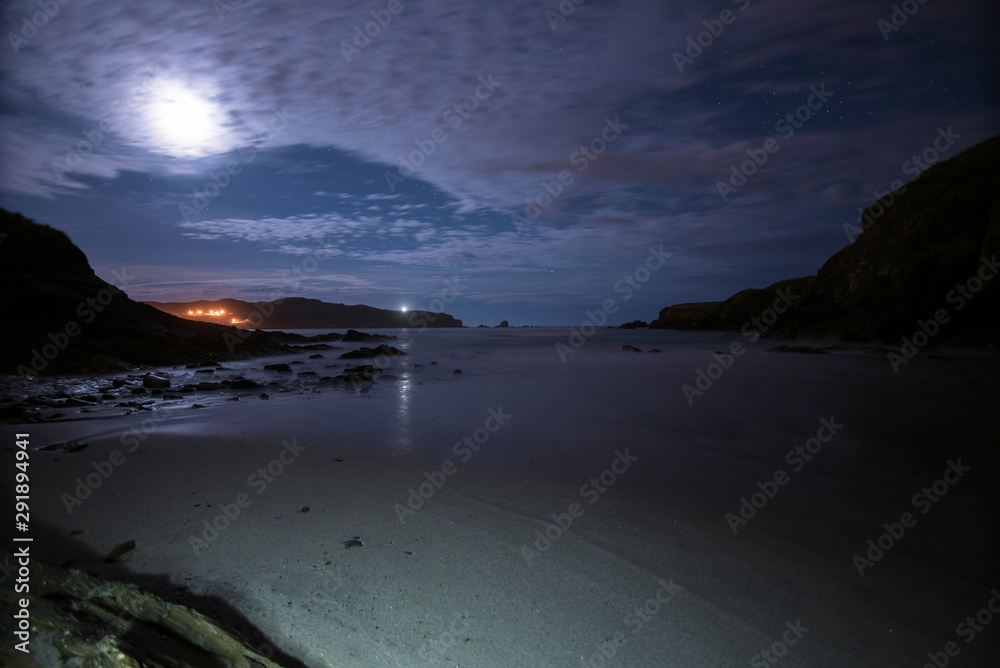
<box><xmin>104</xmin><ymin>540</ymin><xmax>135</xmax><ymax>563</ymax></box>
<box><xmin>339</xmin><ymin>344</ymin><xmax>406</xmax><ymax>359</ymax></box>
<box><xmin>453</xmin><ymin>369</ymin><xmax>463</xmax><ymax>374</ymax></box>
<box><xmin>300</xmin><ymin>506</ymin><xmax>310</xmax><ymax>513</ymax></box>
<box><xmin>225</xmin><ymin>377</ymin><xmax>260</xmax><ymax>389</ymax></box>
<box><xmin>64</xmin><ymin>397</ymin><xmax>96</xmax><ymax>406</ymax></box>
<box><xmin>264</xmin><ymin>363</ymin><xmax>292</xmax><ymax>372</ymax></box>
<box><xmin>130</xmin><ymin>388</ymin><xmax>147</xmax><ymax>396</ymax></box>
<box><xmin>196</xmin><ymin>381</ymin><xmax>223</xmax><ymax>391</ymax></box>
<box><xmin>498</xmin><ymin>320</ymin><xmax>509</xmax><ymax>327</ymax></box>
<box><xmin>191</xmin><ymin>404</ymin><xmax>207</xmax><ymax>409</ymax></box>
<box><xmin>344</xmin><ymin>364</ymin><xmax>380</xmax><ymax>375</ymax></box>
<box><xmin>0</xmin><ymin>548</ymin><xmax>295</xmax><ymax>667</ymax></box>
<box><xmin>298</xmin><ymin>371</ymin><xmax>317</xmax><ymax>377</ymax></box>
<box><xmin>259</xmin><ymin>393</ymin><xmax>270</xmax><ymax>400</ymax></box>
<box><xmin>344</xmin><ymin>329</ymin><xmax>395</xmax><ymax>342</ymax></box>
<box><xmin>619</xmin><ymin>320</ymin><xmax>648</xmax><ymax>329</ymax></box>
<box><xmin>40</xmin><ymin>440</ymin><xmax>88</xmax><ymax>453</ymax></box>
<box><xmin>649</xmin><ymin>348</ymin><xmax>663</xmax><ymax>353</ymax></box>
<box><xmin>195</xmin><ymin>368</ymin><xmax>215</xmax><ymax>374</ymax></box>
<box><xmin>308</xmin><ymin>353</ymin><xmax>324</xmax><ymax>358</ymax></box>
<box><xmin>622</xmin><ymin>345</ymin><xmax>642</xmax><ymax>352</ymax></box>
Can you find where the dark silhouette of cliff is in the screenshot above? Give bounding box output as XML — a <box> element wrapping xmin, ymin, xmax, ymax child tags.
<box><xmin>651</xmin><ymin>136</ymin><xmax>1000</xmax><ymax>345</ymax></box>
<box><xmin>0</xmin><ymin>211</ymin><xmax>364</xmax><ymax>375</ymax></box>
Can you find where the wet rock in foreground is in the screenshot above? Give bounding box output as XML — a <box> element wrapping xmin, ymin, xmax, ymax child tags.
<box><xmin>0</xmin><ymin>549</ymin><xmax>301</xmax><ymax>667</ymax></box>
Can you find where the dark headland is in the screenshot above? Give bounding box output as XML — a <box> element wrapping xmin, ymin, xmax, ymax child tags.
<box><xmin>649</xmin><ymin>136</ymin><xmax>999</xmax><ymax>347</ymax></box>
<box><xmin>0</xmin><ymin>209</ymin><xmax>460</xmax><ymax>376</ymax></box>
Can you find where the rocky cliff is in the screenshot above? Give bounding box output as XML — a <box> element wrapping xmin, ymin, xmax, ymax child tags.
<box><xmin>0</xmin><ymin>211</ymin><xmax>318</xmax><ymax>375</ymax></box>
<box><xmin>651</xmin><ymin>136</ymin><xmax>1000</xmax><ymax>345</ymax></box>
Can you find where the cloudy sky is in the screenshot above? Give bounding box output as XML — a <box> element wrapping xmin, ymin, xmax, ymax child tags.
<box><xmin>1</xmin><ymin>0</ymin><xmax>997</xmax><ymax>325</ymax></box>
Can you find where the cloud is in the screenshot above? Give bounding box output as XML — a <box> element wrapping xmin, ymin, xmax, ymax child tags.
<box><xmin>4</xmin><ymin>0</ymin><xmax>992</xmax><ymax>209</ymax></box>
<box><xmin>2</xmin><ymin>0</ymin><xmax>997</xmax><ymax>321</ymax></box>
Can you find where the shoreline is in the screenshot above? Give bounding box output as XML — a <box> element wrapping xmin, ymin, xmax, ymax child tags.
<box><xmin>9</xmin><ymin>330</ymin><xmax>999</xmax><ymax>666</ymax></box>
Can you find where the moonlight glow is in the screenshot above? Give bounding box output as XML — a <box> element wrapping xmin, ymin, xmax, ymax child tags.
<box><xmin>145</xmin><ymin>82</ymin><xmax>227</xmax><ymax>158</ymax></box>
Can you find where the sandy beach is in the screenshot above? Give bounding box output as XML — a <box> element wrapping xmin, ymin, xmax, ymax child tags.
<box><xmin>7</xmin><ymin>328</ymin><xmax>998</xmax><ymax>667</ymax></box>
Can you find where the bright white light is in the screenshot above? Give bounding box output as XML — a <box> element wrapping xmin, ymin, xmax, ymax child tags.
<box><xmin>145</xmin><ymin>81</ymin><xmax>227</xmax><ymax>158</ymax></box>
<box><xmin>401</xmin><ymin>306</ymin><xmax>408</xmax><ymax>312</ymax></box>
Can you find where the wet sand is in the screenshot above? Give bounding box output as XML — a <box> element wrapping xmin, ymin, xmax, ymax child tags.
<box><xmin>8</xmin><ymin>330</ymin><xmax>1000</xmax><ymax>666</ymax></box>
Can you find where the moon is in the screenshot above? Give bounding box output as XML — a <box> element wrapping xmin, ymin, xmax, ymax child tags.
<box><xmin>145</xmin><ymin>81</ymin><xmax>227</xmax><ymax>158</ymax></box>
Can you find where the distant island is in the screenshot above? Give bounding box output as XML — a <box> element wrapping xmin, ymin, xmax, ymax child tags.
<box><xmin>650</xmin><ymin>136</ymin><xmax>999</xmax><ymax>346</ymax></box>
<box><xmin>143</xmin><ymin>298</ymin><xmax>462</xmax><ymax>330</ymax></box>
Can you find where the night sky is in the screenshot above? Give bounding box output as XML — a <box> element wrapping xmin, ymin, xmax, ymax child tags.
<box><xmin>1</xmin><ymin>0</ymin><xmax>997</xmax><ymax>326</ymax></box>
